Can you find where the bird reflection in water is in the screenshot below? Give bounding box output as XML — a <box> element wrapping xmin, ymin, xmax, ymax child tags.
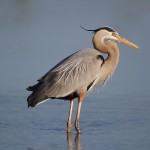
<box><xmin>67</xmin><ymin>133</ymin><xmax>81</xmax><ymax>150</ymax></box>
<box><xmin>27</xmin><ymin>134</ymin><xmax>81</xmax><ymax>150</ymax></box>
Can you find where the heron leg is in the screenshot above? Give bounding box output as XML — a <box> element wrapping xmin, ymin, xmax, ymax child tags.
<box><xmin>67</xmin><ymin>99</ymin><xmax>74</xmax><ymax>133</ymax></box>
<box><xmin>75</xmin><ymin>92</ymin><xmax>86</xmax><ymax>134</ymax></box>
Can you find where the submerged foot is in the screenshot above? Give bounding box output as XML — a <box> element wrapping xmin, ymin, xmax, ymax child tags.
<box><xmin>75</xmin><ymin>122</ymin><xmax>81</xmax><ymax>134</ymax></box>
<box><xmin>67</xmin><ymin>122</ymin><xmax>72</xmax><ymax>133</ymax></box>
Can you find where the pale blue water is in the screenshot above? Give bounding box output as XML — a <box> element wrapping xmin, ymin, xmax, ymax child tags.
<box><xmin>0</xmin><ymin>92</ymin><xmax>150</xmax><ymax>150</ymax></box>
<box><xmin>0</xmin><ymin>0</ymin><xmax>150</xmax><ymax>150</ymax></box>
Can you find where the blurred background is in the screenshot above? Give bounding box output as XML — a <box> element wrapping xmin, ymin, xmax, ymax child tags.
<box><xmin>0</xmin><ymin>0</ymin><xmax>149</xmax><ymax>96</ymax></box>
<box><xmin>0</xmin><ymin>0</ymin><xmax>150</xmax><ymax>150</ymax></box>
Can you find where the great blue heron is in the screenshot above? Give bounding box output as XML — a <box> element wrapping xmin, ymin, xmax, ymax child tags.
<box><xmin>27</xmin><ymin>26</ymin><xmax>138</xmax><ymax>133</ymax></box>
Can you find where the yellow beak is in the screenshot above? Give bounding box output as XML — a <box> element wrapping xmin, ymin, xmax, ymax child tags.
<box><xmin>116</xmin><ymin>34</ymin><xmax>139</xmax><ymax>49</ymax></box>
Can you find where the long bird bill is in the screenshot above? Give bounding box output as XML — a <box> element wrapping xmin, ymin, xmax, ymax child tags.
<box><xmin>116</xmin><ymin>34</ymin><xmax>139</xmax><ymax>49</ymax></box>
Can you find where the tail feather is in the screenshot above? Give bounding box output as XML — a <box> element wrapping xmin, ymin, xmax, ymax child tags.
<box><xmin>26</xmin><ymin>83</ymin><xmax>40</xmax><ymax>91</ymax></box>
<box><xmin>27</xmin><ymin>82</ymin><xmax>48</xmax><ymax>107</ymax></box>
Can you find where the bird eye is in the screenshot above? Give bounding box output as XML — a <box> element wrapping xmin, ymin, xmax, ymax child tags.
<box><xmin>112</xmin><ymin>32</ymin><xmax>120</xmax><ymax>38</ymax></box>
<box><xmin>112</xmin><ymin>32</ymin><xmax>116</xmax><ymax>36</ymax></box>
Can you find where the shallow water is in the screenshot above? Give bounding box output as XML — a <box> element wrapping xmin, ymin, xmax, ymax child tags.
<box><xmin>0</xmin><ymin>92</ymin><xmax>150</xmax><ymax>150</ymax></box>
<box><xmin>0</xmin><ymin>0</ymin><xmax>150</xmax><ymax>150</ymax></box>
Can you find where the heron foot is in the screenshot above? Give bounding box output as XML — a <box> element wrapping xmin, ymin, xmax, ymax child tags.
<box><xmin>67</xmin><ymin>122</ymin><xmax>72</xmax><ymax>133</ymax></box>
<box><xmin>75</xmin><ymin>121</ymin><xmax>81</xmax><ymax>134</ymax></box>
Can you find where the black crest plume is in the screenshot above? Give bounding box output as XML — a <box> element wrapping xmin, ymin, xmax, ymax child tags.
<box><xmin>80</xmin><ymin>25</ymin><xmax>116</xmax><ymax>33</ymax></box>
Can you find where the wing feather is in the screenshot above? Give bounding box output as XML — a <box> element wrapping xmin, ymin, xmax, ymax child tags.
<box><xmin>40</xmin><ymin>49</ymin><xmax>104</xmax><ymax>98</ymax></box>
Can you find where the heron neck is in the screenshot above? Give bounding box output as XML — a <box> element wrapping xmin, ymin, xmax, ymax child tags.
<box><xmin>93</xmin><ymin>35</ymin><xmax>120</xmax><ymax>76</ymax></box>
<box><xmin>105</xmin><ymin>44</ymin><xmax>120</xmax><ymax>73</ymax></box>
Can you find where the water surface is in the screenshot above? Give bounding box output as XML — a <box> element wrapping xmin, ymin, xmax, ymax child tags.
<box><xmin>0</xmin><ymin>1</ymin><xmax>150</xmax><ymax>150</ymax></box>
<box><xmin>0</xmin><ymin>93</ymin><xmax>150</xmax><ymax>150</ymax></box>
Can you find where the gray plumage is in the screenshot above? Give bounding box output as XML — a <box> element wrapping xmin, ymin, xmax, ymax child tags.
<box><xmin>27</xmin><ymin>48</ymin><xmax>104</xmax><ymax>107</ymax></box>
<box><xmin>26</xmin><ymin>26</ymin><xmax>138</xmax><ymax>133</ymax></box>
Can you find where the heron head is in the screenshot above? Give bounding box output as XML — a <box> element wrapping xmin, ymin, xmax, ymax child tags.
<box><xmin>80</xmin><ymin>26</ymin><xmax>139</xmax><ymax>48</ymax></box>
